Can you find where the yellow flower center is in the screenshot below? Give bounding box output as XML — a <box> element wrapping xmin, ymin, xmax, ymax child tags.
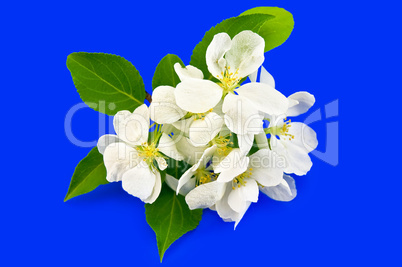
<box><xmin>232</xmin><ymin>168</ymin><xmax>253</xmax><ymax>190</ymax></box>
<box><xmin>216</xmin><ymin>66</ymin><xmax>242</xmax><ymax>94</ymax></box>
<box><xmin>185</xmin><ymin>108</ymin><xmax>214</xmax><ymax>121</ymax></box>
<box><xmin>267</xmin><ymin>118</ymin><xmax>295</xmax><ymax>141</ymax></box>
<box><xmin>136</xmin><ymin>142</ymin><xmax>162</xmax><ymax>167</ymax></box>
<box><xmin>211</xmin><ymin>134</ymin><xmax>233</xmax><ymax>157</ymax></box>
<box><xmin>195</xmin><ymin>168</ymin><xmax>217</xmax><ymax>187</ymax></box>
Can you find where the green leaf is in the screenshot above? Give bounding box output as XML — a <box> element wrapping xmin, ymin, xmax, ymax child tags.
<box><xmin>240</xmin><ymin>7</ymin><xmax>294</xmax><ymax>52</ymax></box>
<box><xmin>64</xmin><ymin>147</ymin><xmax>108</xmax><ymax>202</ymax></box>
<box><xmin>165</xmin><ymin>157</ymin><xmax>191</xmax><ymax>178</ymax></box>
<box><xmin>152</xmin><ymin>54</ymin><xmax>184</xmax><ymax>90</ymax></box>
<box><xmin>190</xmin><ymin>14</ymin><xmax>275</xmax><ymax>80</ymax></box>
<box><xmin>66</xmin><ymin>52</ymin><xmax>145</xmax><ymax>115</ymax></box>
<box><xmin>145</xmin><ymin>185</ymin><xmax>202</xmax><ymax>262</ymax></box>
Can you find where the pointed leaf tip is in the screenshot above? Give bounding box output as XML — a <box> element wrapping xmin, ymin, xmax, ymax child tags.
<box><xmin>64</xmin><ymin>147</ymin><xmax>108</xmax><ymax>201</ymax></box>
<box><xmin>145</xmin><ymin>185</ymin><xmax>202</xmax><ymax>262</ymax></box>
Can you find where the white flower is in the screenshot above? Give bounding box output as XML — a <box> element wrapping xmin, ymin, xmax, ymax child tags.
<box><xmin>150</xmin><ymin>64</ymin><xmax>224</xmax><ymax>147</ymax></box>
<box><xmin>185</xmin><ymin>148</ymin><xmax>284</xmax><ymax>227</ymax></box>
<box><xmin>97</xmin><ymin>104</ymin><xmax>180</xmax><ymax>203</ymax></box>
<box><xmin>174</xmin><ymin>145</ymin><xmax>218</xmax><ymax>195</ymax></box>
<box><xmin>268</xmin><ymin>120</ymin><xmax>318</xmax><ymax>175</ymax></box>
<box><xmin>254</xmin><ymin>66</ymin><xmax>318</xmax><ymax>175</ymax></box>
<box><xmin>205</xmin><ymin>31</ymin><xmax>289</xmax><ymax>125</ymax></box>
<box><xmin>174</xmin><ymin>31</ymin><xmax>289</xmax><ymax>154</ymax></box>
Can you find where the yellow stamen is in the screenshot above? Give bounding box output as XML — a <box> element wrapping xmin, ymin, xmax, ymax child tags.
<box><xmin>232</xmin><ymin>168</ymin><xmax>253</xmax><ymax>189</ymax></box>
<box><xmin>216</xmin><ymin>65</ymin><xmax>242</xmax><ymax>94</ymax></box>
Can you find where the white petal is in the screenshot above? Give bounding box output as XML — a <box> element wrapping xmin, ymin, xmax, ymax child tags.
<box><xmin>157</xmin><ymin>133</ymin><xmax>184</xmax><ymax>161</ymax></box>
<box><xmin>228</xmin><ymin>179</ymin><xmax>258</xmax><ymax>212</ymax></box>
<box><xmin>161</xmin><ymin>123</ymin><xmax>176</xmax><ymax>136</ymax></box>
<box><xmin>286</xmin><ymin>122</ymin><xmax>318</xmax><ymax>153</ymax></box>
<box><xmin>165</xmin><ymin>174</ymin><xmax>196</xmax><ymax>196</ymax></box>
<box><xmin>215</xmin><ymin>183</ymin><xmax>239</xmax><ymax>221</ymax></box>
<box><xmin>237</xmin><ymin>133</ymin><xmax>254</xmax><ymax>156</ymax></box>
<box><xmin>185</xmin><ymin>181</ymin><xmax>225</xmax><ymax>209</ymax></box>
<box><xmin>149</xmin><ymin>86</ymin><xmax>185</xmax><ymax>124</ymax></box>
<box><xmin>282</xmin><ymin>141</ymin><xmax>313</xmax><ymax>176</ymax></box>
<box><xmin>286</xmin><ymin>92</ymin><xmax>315</xmax><ymax>117</ymax></box>
<box><xmin>181</xmin><ymin>178</ymin><xmax>197</xmax><ymax>195</ymax></box>
<box><xmin>165</xmin><ymin>174</ymin><xmax>179</xmax><ymax>192</ymax></box>
<box><xmin>121</xmin><ymin>163</ymin><xmax>156</xmax><ymax>202</ymax></box>
<box><xmin>228</xmin><ymin>186</ymin><xmax>246</xmax><ymax>213</ymax></box>
<box><xmin>248</xmin><ymin>149</ymin><xmax>284</xmax><ymax>187</ymax></box>
<box><xmin>223</xmin><ymin>93</ymin><xmax>264</xmax><ymax>135</ymax></box>
<box><xmin>206</xmin><ymin>32</ymin><xmax>232</xmax><ymax>78</ymax></box>
<box><xmin>248</xmin><ymin>69</ymin><xmax>258</xmax><ymax>83</ymax></box>
<box><xmin>103</xmin><ymin>142</ymin><xmax>138</xmax><ymax>182</ymax></box>
<box><xmin>199</xmin><ymin>145</ymin><xmax>218</xmax><ymax>165</ymax></box>
<box><xmin>155</xmin><ymin>157</ymin><xmax>167</xmax><ymax>171</ymax></box>
<box><xmin>171</xmin><ymin>116</ymin><xmax>193</xmax><ymax>136</ymax></box>
<box><xmin>215</xmin><ymin>149</ymin><xmax>250</xmax><ymax>183</ymax></box>
<box><xmin>97</xmin><ymin>134</ymin><xmax>120</xmax><ymax>155</ymax></box>
<box><xmin>288</xmin><ymin>98</ymin><xmax>299</xmax><ymax>109</ymax></box>
<box><xmin>234</xmin><ymin>201</ymin><xmax>252</xmax><ymax>229</ymax></box>
<box><xmin>195</xmin><ymin>145</ymin><xmax>218</xmax><ymax>171</ymax></box>
<box><xmin>260</xmin><ymin>174</ymin><xmax>297</xmax><ymax>202</ymax></box>
<box><xmin>175</xmin><ymin>79</ymin><xmax>223</xmax><ymax>113</ymax></box>
<box><xmin>174</xmin><ymin>63</ymin><xmax>204</xmax><ymax>81</ymax></box>
<box><xmin>189</xmin><ymin>112</ymin><xmax>224</xmax><ymax>147</ymax></box>
<box><xmin>134</xmin><ymin>103</ymin><xmax>150</xmax><ymax>117</ymax></box>
<box><xmin>236</xmin><ymin>82</ymin><xmax>289</xmax><ymax>116</ymax></box>
<box><xmin>176</xmin><ymin>166</ymin><xmax>197</xmax><ymax>195</ymax></box>
<box><xmin>113</xmin><ymin>105</ymin><xmax>149</xmax><ymax>146</ymax></box>
<box><xmin>241</xmin><ymin>179</ymin><xmax>259</xmax><ymax>202</ymax></box>
<box><xmin>215</xmin><ymin>183</ymin><xmax>251</xmax><ymax>227</ymax></box>
<box><xmin>143</xmin><ymin>171</ymin><xmax>162</xmax><ymax>204</ymax></box>
<box><xmin>255</xmin><ymin>133</ymin><xmax>269</xmax><ymax>149</ymax></box>
<box><xmin>175</xmin><ymin>136</ymin><xmax>209</xmax><ymax>165</ymax></box>
<box><xmin>180</xmin><ymin>144</ymin><xmax>217</xmax><ymax>193</ymax></box>
<box><xmin>260</xmin><ymin>66</ymin><xmax>275</xmax><ymax>88</ymax></box>
<box><xmin>177</xmin><ymin>143</ymin><xmax>218</xmax><ymax>194</ymax></box>
<box><xmin>225</xmin><ymin>30</ymin><xmax>265</xmax><ymax>78</ymax></box>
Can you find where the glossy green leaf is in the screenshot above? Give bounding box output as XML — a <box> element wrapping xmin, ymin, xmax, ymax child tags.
<box><xmin>152</xmin><ymin>54</ymin><xmax>184</xmax><ymax>90</ymax></box>
<box><xmin>165</xmin><ymin>157</ymin><xmax>191</xmax><ymax>178</ymax></box>
<box><xmin>66</xmin><ymin>52</ymin><xmax>145</xmax><ymax>115</ymax></box>
<box><xmin>64</xmin><ymin>147</ymin><xmax>108</xmax><ymax>202</ymax></box>
<box><xmin>240</xmin><ymin>7</ymin><xmax>294</xmax><ymax>52</ymax></box>
<box><xmin>190</xmin><ymin>14</ymin><xmax>275</xmax><ymax>80</ymax></box>
<box><xmin>145</xmin><ymin>184</ymin><xmax>202</xmax><ymax>262</ymax></box>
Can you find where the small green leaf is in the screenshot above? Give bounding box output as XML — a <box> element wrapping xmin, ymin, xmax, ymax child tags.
<box><xmin>240</xmin><ymin>7</ymin><xmax>294</xmax><ymax>52</ymax></box>
<box><xmin>64</xmin><ymin>147</ymin><xmax>108</xmax><ymax>202</ymax></box>
<box><xmin>152</xmin><ymin>54</ymin><xmax>184</xmax><ymax>90</ymax></box>
<box><xmin>190</xmin><ymin>14</ymin><xmax>275</xmax><ymax>80</ymax></box>
<box><xmin>145</xmin><ymin>185</ymin><xmax>202</xmax><ymax>262</ymax></box>
<box><xmin>66</xmin><ymin>52</ymin><xmax>145</xmax><ymax>115</ymax></box>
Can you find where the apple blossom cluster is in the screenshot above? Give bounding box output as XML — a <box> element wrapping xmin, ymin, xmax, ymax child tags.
<box><xmin>97</xmin><ymin>31</ymin><xmax>318</xmax><ymax>227</ymax></box>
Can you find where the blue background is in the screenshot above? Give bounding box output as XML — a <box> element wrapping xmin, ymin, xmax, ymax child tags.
<box><xmin>1</xmin><ymin>0</ymin><xmax>400</xmax><ymax>266</ymax></box>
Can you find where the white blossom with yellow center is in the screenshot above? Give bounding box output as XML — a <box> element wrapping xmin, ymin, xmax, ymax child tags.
<box><xmin>253</xmin><ymin>66</ymin><xmax>319</xmax><ymax>176</ymax></box>
<box><xmin>174</xmin><ymin>145</ymin><xmax>218</xmax><ymax>195</ymax></box>
<box><xmin>173</xmin><ymin>31</ymin><xmax>289</xmax><ymax>154</ymax></box>
<box><xmin>184</xmin><ymin>148</ymin><xmax>284</xmax><ymax>228</ymax></box>
<box><xmin>97</xmin><ymin>104</ymin><xmax>182</xmax><ymax>204</ymax></box>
